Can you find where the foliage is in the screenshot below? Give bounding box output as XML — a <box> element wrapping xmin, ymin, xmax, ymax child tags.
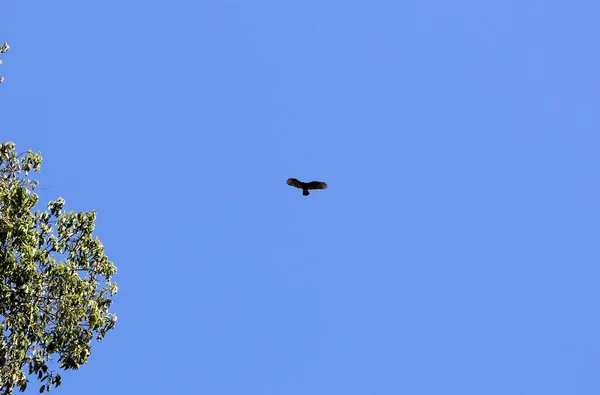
<box><xmin>0</xmin><ymin>42</ymin><xmax>8</xmax><ymax>83</ymax></box>
<box><xmin>0</xmin><ymin>142</ymin><xmax>118</xmax><ymax>394</ymax></box>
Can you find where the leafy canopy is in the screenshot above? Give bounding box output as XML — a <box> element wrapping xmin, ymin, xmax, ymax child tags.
<box><xmin>0</xmin><ymin>142</ymin><xmax>118</xmax><ymax>394</ymax></box>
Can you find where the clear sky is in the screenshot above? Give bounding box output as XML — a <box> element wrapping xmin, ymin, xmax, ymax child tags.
<box><xmin>2</xmin><ymin>1</ymin><xmax>600</xmax><ymax>394</ymax></box>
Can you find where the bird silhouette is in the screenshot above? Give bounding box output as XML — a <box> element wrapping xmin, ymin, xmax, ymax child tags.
<box><xmin>286</xmin><ymin>178</ymin><xmax>327</xmax><ymax>196</ymax></box>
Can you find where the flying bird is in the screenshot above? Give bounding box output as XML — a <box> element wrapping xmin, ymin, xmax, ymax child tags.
<box><xmin>286</xmin><ymin>178</ymin><xmax>327</xmax><ymax>196</ymax></box>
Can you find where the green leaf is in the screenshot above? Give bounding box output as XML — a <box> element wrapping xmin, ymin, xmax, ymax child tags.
<box><xmin>0</xmin><ymin>142</ymin><xmax>118</xmax><ymax>392</ymax></box>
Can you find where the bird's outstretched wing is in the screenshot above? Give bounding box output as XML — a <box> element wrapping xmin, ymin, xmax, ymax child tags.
<box><xmin>286</xmin><ymin>178</ymin><xmax>306</xmax><ymax>189</ymax></box>
<box><xmin>305</xmin><ymin>181</ymin><xmax>327</xmax><ymax>190</ymax></box>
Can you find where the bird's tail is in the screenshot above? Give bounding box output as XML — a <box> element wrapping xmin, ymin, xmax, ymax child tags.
<box><xmin>303</xmin><ymin>189</ymin><xmax>310</xmax><ymax>196</ymax></box>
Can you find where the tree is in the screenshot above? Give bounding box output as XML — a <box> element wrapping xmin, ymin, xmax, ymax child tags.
<box><xmin>0</xmin><ymin>42</ymin><xmax>8</xmax><ymax>83</ymax></box>
<box><xmin>0</xmin><ymin>142</ymin><xmax>118</xmax><ymax>394</ymax></box>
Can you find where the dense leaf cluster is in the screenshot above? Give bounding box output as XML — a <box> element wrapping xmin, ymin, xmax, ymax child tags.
<box><xmin>0</xmin><ymin>142</ymin><xmax>117</xmax><ymax>394</ymax></box>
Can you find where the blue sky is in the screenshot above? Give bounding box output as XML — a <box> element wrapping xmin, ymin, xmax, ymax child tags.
<box><xmin>2</xmin><ymin>0</ymin><xmax>600</xmax><ymax>394</ymax></box>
